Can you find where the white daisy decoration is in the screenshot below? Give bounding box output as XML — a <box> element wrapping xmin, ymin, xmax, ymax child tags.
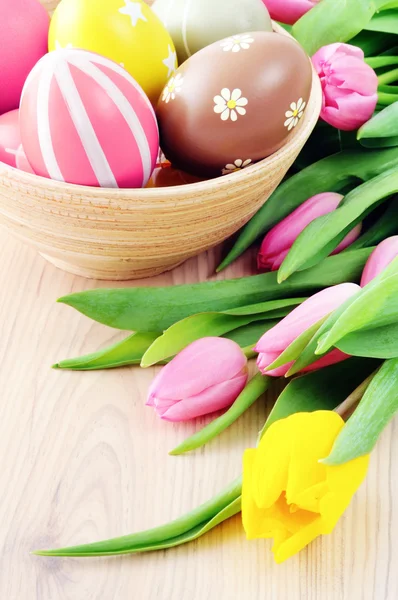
<box><xmin>222</xmin><ymin>159</ymin><xmax>252</xmax><ymax>175</ymax></box>
<box><xmin>220</xmin><ymin>34</ymin><xmax>254</xmax><ymax>53</ymax></box>
<box><xmin>284</xmin><ymin>98</ymin><xmax>306</xmax><ymax>131</ymax></box>
<box><xmin>214</xmin><ymin>88</ymin><xmax>248</xmax><ymax>122</ymax></box>
<box><xmin>162</xmin><ymin>74</ymin><xmax>184</xmax><ymax>103</ymax></box>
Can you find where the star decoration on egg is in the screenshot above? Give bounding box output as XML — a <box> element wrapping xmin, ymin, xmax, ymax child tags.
<box><xmin>55</xmin><ymin>40</ymin><xmax>73</xmax><ymax>50</ymax></box>
<box><xmin>162</xmin><ymin>45</ymin><xmax>177</xmax><ymax>78</ymax></box>
<box><xmin>118</xmin><ymin>0</ymin><xmax>147</xmax><ymax>26</ymax></box>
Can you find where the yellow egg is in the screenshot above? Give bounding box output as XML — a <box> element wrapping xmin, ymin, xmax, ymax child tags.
<box><xmin>49</xmin><ymin>0</ymin><xmax>177</xmax><ymax>104</ymax></box>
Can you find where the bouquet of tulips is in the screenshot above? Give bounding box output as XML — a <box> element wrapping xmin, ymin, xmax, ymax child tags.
<box><xmin>35</xmin><ymin>0</ymin><xmax>398</xmax><ymax>564</ymax></box>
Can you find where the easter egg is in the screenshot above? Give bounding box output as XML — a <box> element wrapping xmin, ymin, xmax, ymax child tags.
<box><xmin>153</xmin><ymin>0</ymin><xmax>272</xmax><ymax>64</ymax></box>
<box><xmin>49</xmin><ymin>0</ymin><xmax>177</xmax><ymax>105</ymax></box>
<box><xmin>156</xmin><ymin>32</ymin><xmax>312</xmax><ymax>178</ymax></box>
<box><xmin>0</xmin><ymin>0</ymin><xmax>49</xmax><ymax>115</ymax></box>
<box><xmin>0</xmin><ymin>109</ymin><xmax>34</xmax><ymax>173</ymax></box>
<box><xmin>146</xmin><ymin>165</ymin><xmax>204</xmax><ymax>187</ymax></box>
<box><xmin>20</xmin><ymin>49</ymin><xmax>159</xmax><ymax>188</ymax></box>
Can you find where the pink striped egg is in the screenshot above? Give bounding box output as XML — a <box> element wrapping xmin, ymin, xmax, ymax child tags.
<box><xmin>0</xmin><ymin>109</ymin><xmax>34</xmax><ymax>173</ymax></box>
<box><xmin>20</xmin><ymin>49</ymin><xmax>159</xmax><ymax>188</ymax></box>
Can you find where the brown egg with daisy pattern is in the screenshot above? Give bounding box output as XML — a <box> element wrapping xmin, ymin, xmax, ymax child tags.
<box><xmin>156</xmin><ymin>31</ymin><xmax>312</xmax><ymax>178</ymax></box>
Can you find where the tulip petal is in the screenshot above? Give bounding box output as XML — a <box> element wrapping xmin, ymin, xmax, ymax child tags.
<box><xmin>332</xmin><ymin>223</ymin><xmax>362</xmax><ymax>254</ymax></box>
<box><xmin>327</xmin><ymin>55</ymin><xmax>379</xmax><ymax>96</ymax></box>
<box><xmin>273</xmin><ymin>516</ymin><xmax>322</xmax><ymax>564</ymax></box>
<box><xmin>262</xmin><ymin>0</ymin><xmax>318</xmax><ymax>25</ymax></box>
<box><xmin>301</xmin><ymin>348</ymin><xmax>350</xmax><ymax>373</ymax></box>
<box><xmin>255</xmin><ymin>284</ymin><xmax>360</xmax><ymax>352</ymax></box>
<box><xmin>148</xmin><ymin>337</ymin><xmax>247</xmax><ymax>400</ymax></box>
<box><xmin>320</xmin><ymin>454</ymin><xmax>370</xmax><ymax>532</ymax></box>
<box><xmin>321</xmin><ymin>88</ymin><xmax>378</xmax><ymax>131</ymax></box>
<box><xmin>252</xmin><ymin>419</ymin><xmax>291</xmax><ymax>509</ymax></box>
<box><xmin>360</xmin><ymin>236</ymin><xmax>398</xmax><ymax>286</ymax></box>
<box><xmin>242</xmin><ymin>411</ymin><xmax>371</xmax><ymax>563</ymax></box>
<box><xmin>285</xmin><ymin>412</ymin><xmax>344</xmax><ymax>508</ymax></box>
<box><xmin>159</xmin><ymin>373</ymin><xmax>248</xmax><ymax>422</ymax></box>
<box><xmin>258</xmin><ymin>193</ymin><xmax>344</xmax><ymax>265</ymax></box>
<box><xmin>312</xmin><ymin>43</ymin><xmax>364</xmax><ymax>74</ymax></box>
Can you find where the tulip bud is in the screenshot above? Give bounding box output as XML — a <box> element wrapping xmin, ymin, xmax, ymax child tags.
<box><xmin>257</xmin><ymin>192</ymin><xmax>361</xmax><ymax>271</ymax></box>
<box><xmin>261</xmin><ymin>0</ymin><xmax>319</xmax><ymax>25</ymax></box>
<box><xmin>255</xmin><ymin>283</ymin><xmax>360</xmax><ymax>376</ymax></box>
<box><xmin>146</xmin><ymin>337</ymin><xmax>248</xmax><ymax>422</ymax></box>
<box><xmin>312</xmin><ymin>43</ymin><xmax>378</xmax><ymax>131</ymax></box>
<box><xmin>360</xmin><ymin>236</ymin><xmax>398</xmax><ymax>286</ymax></box>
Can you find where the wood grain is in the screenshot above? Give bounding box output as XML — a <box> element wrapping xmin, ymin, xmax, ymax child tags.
<box><xmin>0</xmin><ymin>230</ymin><xmax>397</xmax><ymax>600</ymax></box>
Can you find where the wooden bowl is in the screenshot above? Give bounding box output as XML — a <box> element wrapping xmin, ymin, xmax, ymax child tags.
<box><xmin>0</xmin><ymin>1</ymin><xmax>322</xmax><ymax>280</ymax></box>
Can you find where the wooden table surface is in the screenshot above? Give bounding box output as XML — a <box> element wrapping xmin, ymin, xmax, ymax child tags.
<box><xmin>0</xmin><ymin>229</ymin><xmax>397</xmax><ymax>600</ymax></box>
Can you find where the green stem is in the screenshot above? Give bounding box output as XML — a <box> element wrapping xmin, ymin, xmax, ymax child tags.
<box><xmin>169</xmin><ymin>374</ymin><xmax>270</xmax><ymax>456</ymax></box>
<box><xmin>334</xmin><ymin>370</ymin><xmax>379</xmax><ymax>417</ymax></box>
<box><xmin>366</xmin><ymin>56</ymin><xmax>398</xmax><ymax>68</ymax></box>
<box><xmin>242</xmin><ymin>345</ymin><xmax>258</xmax><ymax>359</ymax></box>
<box><xmin>378</xmin><ymin>91</ymin><xmax>398</xmax><ymax>105</ymax></box>
<box><xmin>378</xmin><ymin>68</ymin><xmax>398</xmax><ymax>85</ymax></box>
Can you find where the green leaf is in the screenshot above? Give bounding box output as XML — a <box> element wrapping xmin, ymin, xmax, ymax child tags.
<box><xmin>317</xmin><ymin>269</ymin><xmax>398</xmax><ymax>354</ymax></box>
<box><xmin>141</xmin><ymin>312</ymin><xmax>272</xmax><ymax>367</ymax></box>
<box><xmin>34</xmin><ymin>477</ymin><xmax>242</xmax><ymax>557</ymax></box>
<box><xmin>358</xmin><ymin>102</ymin><xmax>398</xmax><ymax>141</ymax></box>
<box><xmin>278</xmin><ymin>167</ymin><xmax>398</xmax><ymax>282</ymax></box>
<box><xmin>217</xmin><ymin>148</ymin><xmax>398</xmax><ymax>272</ymax></box>
<box><xmin>53</xmin><ymin>332</ymin><xmax>160</xmax><ymax>370</ymax></box>
<box><xmin>59</xmin><ymin>249</ymin><xmax>373</xmax><ymax>332</ymax></box>
<box><xmin>285</xmin><ymin>289</ymin><xmax>364</xmax><ymax>376</ymax></box>
<box><xmin>170</xmin><ymin>374</ymin><xmax>270</xmax><ymax>455</ymax></box>
<box><xmin>259</xmin><ymin>358</ymin><xmax>380</xmax><ymax>439</ymax></box>
<box><xmin>365</xmin><ymin>9</ymin><xmax>398</xmax><ymax>34</ymax></box>
<box><xmin>359</xmin><ymin>136</ymin><xmax>398</xmax><ymax>148</ymax></box>
<box><xmin>353</xmin><ymin>32</ymin><xmax>398</xmax><ymax>56</ymax></box>
<box><xmin>223</xmin><ymin>298</ymin><xmax>306</xmax><ymax>316</ymax></box>
<box><xmin>260</xmin><ymin>318</ymin><xmax>327</xmax><ymax>373</ymax></box>
<box><xmin>323</xmin><ymin>358</ymin><xmax>398</xmax><ymax>464</ymax></box>
<box><xmin>141</xmin><ymin>299</ymin><xmax>305</xmax><ymax>367</ymax></box>
<box><xmin>223</xmin><ymin>319</ymin><xmax>278</xmax><ymax>348</ymax></box>
<box><xmin>292</xmin><ymin>0</ymin><xmax>375</xmax><ymax>55</ymax></box>
<box><xmin>337</xmin><ymin>323</ymin><xmax>398</xmax><ymax>358</ymax></box>
<box><xmin>349</xmin><ymin>197</ymin><xmax>398</xmax><ymax>249</ymax></box>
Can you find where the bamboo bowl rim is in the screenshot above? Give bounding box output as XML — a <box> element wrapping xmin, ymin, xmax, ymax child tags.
<box><xmin>0</xmin><ymin>23</ymin><xmax>322</xmax><ymax>206</ymax></box>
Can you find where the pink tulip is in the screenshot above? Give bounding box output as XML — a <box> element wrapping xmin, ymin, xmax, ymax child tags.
<box><xmin>146</xmin><ymin>337</ymin><xmax>248</xmax><ymax>422</ymax></box>
<box><xmin>261</xmin><ymin>0</ymin><xmax>319</xmax><ymax>25</ymax></box>
<box><xmin>312</xmin><ymin>43</ymin><xmax>378</xmax><ymax>131</ymax></box>
<box><xmin>360</xmin><ymin>236</ymin><xmax>398</xmax><ymax>286</ymax></box>
<box><xmin>255</xmin><ymin>283</ymin><xmax>360</xmax><ymax>377</ymax></box>
<box><xmin>257</xmin><ymin>192</ymin><xmax>361</xmax><ymax>271</ymax></box>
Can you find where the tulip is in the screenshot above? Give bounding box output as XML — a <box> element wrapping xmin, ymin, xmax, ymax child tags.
<box><xmin>312</xmin><ymin>43</ymin><xmax>378</xmax><ymax>131</ymax></box>
<box><xmin>360</xmin><ymin>236</ymin><xmax>398</xmax><ymax>286</ymax></box>
<box><xmin>257</xmin><ymin>192</ymin><xmax>361</xmax><ymax>271</ymax></box>
<box><xmin>146</xmin><ymin>337</ymin><xmax>248</xmax><ymax>422</ymax></box>
<box><xmin>261</xmin><ymin>0</ymin><xmax>319</xmax><ymax>25</ymax></box>
<box><xmin>255</xmin><ymin>283</ymin><xmax>360</xmax><ymax>376</ymax></box>
<box><xmin>242</xmin><ymin>411</ymin><xmax>370</xmax><ymax>563</ymax></box>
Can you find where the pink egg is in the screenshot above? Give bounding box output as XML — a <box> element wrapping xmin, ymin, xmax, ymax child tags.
<box><xmin>0</xmin><ymin>0</ymin><xmax>49</xmax><ymax>115</ymax></box>
<box><xmin>20</xmin><ymin>49</ymin><xmax>159</xmax><ymax>188</ymax></box>
<box><xmin>0</xmin><ymin>109</ymin><xmax>34</xmax><ymax>173</ymax></box>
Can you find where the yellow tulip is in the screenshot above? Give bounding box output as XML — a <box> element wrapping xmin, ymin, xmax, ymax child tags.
<box><xmin>242</xmin><ymin>411</ymin><xmax>369</xmax><ymax>563</ymax></box>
